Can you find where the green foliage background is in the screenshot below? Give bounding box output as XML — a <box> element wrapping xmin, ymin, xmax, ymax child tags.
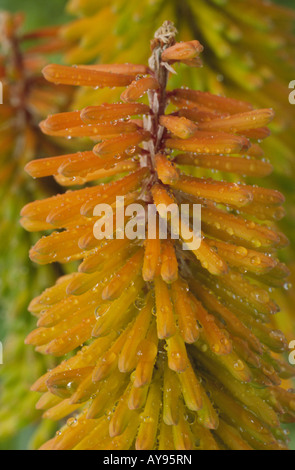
<box><xmin>0</xmin><ymin>0</ymin><xmax>294</xmax><ymax>450</ymax></box>
<box><xmin>0</xmin><ymin>0</ymin><xmax>70</xmax><ymax>29</ymax></box>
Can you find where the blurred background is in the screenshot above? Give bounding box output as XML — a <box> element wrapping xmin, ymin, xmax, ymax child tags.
<box><xmin>0</xmin><ymin>0</ymin><xmax>295</xmax><ymax>450</ymax></box>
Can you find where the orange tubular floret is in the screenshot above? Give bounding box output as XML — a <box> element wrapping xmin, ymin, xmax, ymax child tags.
<box><xmin>80</xmin><ymin>171</ymin><xmax>146</xmax><ymax>218</ymax></box>
<box><xmin>80</xmin><ymin>103</ymin><xmax>151</xmax><ymax>123</ymax></box>
<box><xmin>177</xmin><ymin>362</ymin><xmax>203</xmax><ymax>411</ymax></box>
<box><xmin>189</xmin><ymin>295</ymin><xmax>232</xmax><ymax>356</ymax></box>
<box><xmin>172</xmin><ymin>407</ymin><xmax>194</xmax><ymax>450</ymax></box>
<box><xmin>178</xmin><ymin>107</ymin><xmax>224</xmax><ymax>122</ymax></box>
<box><xmin>25</xmin><ymin>152</ymin><xmax>86</xmax><ymax>178</ymax></box>
<box><xmin>154</xmin><ymin>276</ymin><xmax>177</xmax><ymax>340</ymax></box>
<box><xmin>142</xmin><ymin>204</ymin><xmax>162</xmax><ymax>283</ymax></box>
<box><xmin>76</xmin><ymin>63</ymin><xmax>149</xmax><ymax>76</ymax></box>
<box><xmin>154</xmin><ymin>153</ymin><xmax>179</xmax><ymax>184</ymax></box>
<box><xmin>121</xmin><ymin>76</ymin><xmax>160</xmax><ymax>102</ymax></box>
<box><xmin>56</xmin><ymin>161</ymin><xmax>139</xmax><ymax>186</ymax></box>
<box><xmin>142</xmin><ymin>236</ymin><xmax>161</xmax><ymax>282</ymax></box>
<box><xmin>169</xmin><ymin>89</ymin><xmax>253</xmax><ymax>114</ymax></box>
<box><xmin>171</xmin><ymin>175</ymin><xmax>253</xmax><ymax>208</ymax></box>
<box><xmin>78</xmin><ymin>239</ymin><xmax>133</xmax><ymax>274</ymax></box>
<box><xmin>118</xmin><ymin>296</ymin><xmax>153</xmax><ymax>373</ymax></box>
<box><xmin>92</xmin><ymin>277</ymin><xmax>144</xmax><ymax>338</ymax></box>
<box><xmin>128</xmin><ymin>384</ymin><xmax>148</xmax><ymax>410</ymax></box>
<box><xmin>166</xmin><ymin>130</ymin><xmax>250</xmax><ymax>155</ymax></box>
<box><xmin>93</xmin><ymin>130</ymin><xmax>151</xmax><ymax>157</ymax></box>
<box><xmin>163</xmin><ymin>364</ymin><xmax>181</xmax><ymax>426</ymax></box>
<box><xmin>166</xmin><ymin>332</ymin><xmax>188</xmax><ymax>373</ymax></box>
<box><xmin>42</xmin><ymin>64</ymin><xmax>134</xmax><ymax>88</ymax></box>
<box><xmin>160</xmin><ymin>240</ymin><xmax>178</xmax><ymax>284</ymax></box>
<box><xmin>28</xmin><ymin>274</ymin><xmax>77</xmax><ymax>314</ymax></box>
<box><xmin>191</xmin><ymin>279</ymin><xmax>262</xmax><ymax>354</ymax></box>
<box><xmin>58</xmin><ymin>151</ymin><xmax>134</xmax><ymax>178</ymax></box>
<box><xmin>151</xmin><ymin>183</ymin><xmax>176</xmax><ymax>212</ymax></box>
<box><xmin>239</xmin><ymin>127</ymin><xmax>270</xmax><ymax>140</ymax></box>
<box><xmin>20</xmin><ymin>186</ymin><xmax>98</xmax><ymax>222</ymax></box>
<box><xmin>65</xmin><ymin>270</ymin><xmax>110</xmax><ymax>297</ymax></box>
<box><xmin>40</xmin><ymin>119</ymin><xmax>139</xmax><ymax>138</ymax></box>
<box><xmin>42</xmin><ymin>400</ymin><xmax>81</xmax><ymax>422</ymax></box>
<box><xmin>40</xmin><ymin>110</ymin><xmax>83</xmax><ymax>132</ymax></box>
<box><xmin>41</xmin><ymin>317</ymin><xmax>97</xmax><ymax>357</ymax></box>
<box><xmin>102</xmin><ymin>248</ymin><xmax>144</xmax><ymax>300</ymax></box>
<box><xmin>244</xmin><ymin>185</ymin><xmax>285</xmax><ymax>206</ymax></box>
<box><xmin>29</xmin><ymin>228</ymin><xmax>88</xmax><ymax>265</ymax></box>
<box><xmin>135</xmin><ymin>378</ymin><xmax>162</xmax><ymax>450</ymax></box>
<box><xmin>171</xmin><ymin>279</ymin><xmax>199</xmax><ymax>344</ymax></box>
<box><xmin>92</xmin><ymin>329</ymin><xmax>131</xmax><ymax>383</ymax></box>
<box><xmin>174</xmin><ymin>153</ymin><xmax>273</xmax><ymax>178</ymax></box>
<box><xmin>159</xmin><ymin>115</ymin><xmax>198</xmax><ymax>139</ymax></box>
<box><xmin>206</xmin><ymin>239</ymin><xmax>277</xmax><ymax>275</ymax></box>
<box><xmin>133</xmin><ymin>323</ymin><xmax>158</xmax><ymax>388</ymax></box>
<box><xmin>198</xmin><ymin>108</ymin><xmax>275</xmax><ymax>133</ymax></box>
<box><xmin>22</xmin><ymin>168</ymin><xmax>147</xmax><ymax>228</ymax></box>
<box><xmin>189</xmin><ymin>236</ymin><xmax>228</xmax><ymax>276</ymax></box>
<box><xmin>109</xmin><ymin>386</ymin><xmax>135</xmax><ymax>438</ymax></box>
<box><xmin>201</xmin><ymin>205</ymin><xmax>281</xmax><ymax>250</ymax></box>
<box><xmin>161</xmin><ymin>40</ymin><xmax>204</xmax><ymax>61</ymax></box>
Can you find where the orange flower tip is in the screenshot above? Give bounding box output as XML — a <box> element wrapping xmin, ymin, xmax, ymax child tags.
<box><xmin>269</xmin><ymin>190</ymin><xmax>285</xmax><ymax>205</ymax></box>
<box><xmin>159</xmin><ymin>115</ymin><xmax>198</xmax><ymax>139</ymax></box>
<box><xmin>120</xmin><ymin>76</ymin><xmax>160</xmax><ymax>103</ymax></box>
<box><xmin>24</xmin><ymin>158</ymin><xmax>63</xmax><ymax>180</ymax></box>
<box><xmin>161</xmin><ymin>41</ymin><xmax>204</xmax><ymax>62</ymax></box>
<box><xmin>20</xmin><ymin>217</ymin><xmax>48</xmax><ymax>232</ymax></box>
<box><xmin>29</xmin><ymin>248</ymin><xmax>48</xmax><ymax>265</ymax></box>
<box><xmin>24</xmin><ymin>331</ymin><xmax>38</xmax><ymax>345</ymax></box>
<box><xmin>276</xmin><ymin>231</ymin><xmax>289</xmax><ymax>249</ymax></box>
<box><xmin>155</xmin><ymin>153</ymin><xmax>180</xmax><ymax>184</ymax></box>
<box><xmin>166</xmin><ymin>335</ymin><xmax>188</xmax><ymax>373</ymax></box>
<box><xmin>161</xmin><ymin>268</ymin><xmax>178</xmax><ymax>284</ymax></box>
<box><xmin>20</xmin><ymin>203</ymin><xmax>33</xmax><ymax>218</ymax></box>
<box><xmin>39</xmin><ymin>111</ymin><xmax>83</xmax><ymax>134</ymax></box>
<box><xmin>27</xmin><ymin>298</ymin><xmax>40</xmax><ymax>314</ymax></box>
<box><xmin>142</xmin><ymin>271</ymin><xmax>155</xmax><ymax>283</ymax></box>
<box><xmin>30</xmin><ymin>375</ymin><xmax>47</xmax><ymax>393</ymax></box>
<box><xmin>24</xmin><ymin>161</ymin><xmax>36</xmax><ymax>177</ymax></box>
<box><xmin>42</xmin><ymin>64</ymin><xmax>134</xmax><ymax>88</ymax></box>
<box><xmin>39</xmin><ymin>120</ymin><xmax>50</xmax><ymax>135</ymax></box>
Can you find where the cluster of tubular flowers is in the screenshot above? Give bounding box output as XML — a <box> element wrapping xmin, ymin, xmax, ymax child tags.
<box><xmin>0</xmin><ymin>12</ymin><xmax>73</xmax><ymax>443</ymax></box>
<box><xmin>23</xmin><ymin>23</ymin><xmax>295</xmax><ymax>450</ymax></box>
<box><xmin>62</xmin><ymin>0</ymin><xmax>295</xmax><ymax>258</ymax></box>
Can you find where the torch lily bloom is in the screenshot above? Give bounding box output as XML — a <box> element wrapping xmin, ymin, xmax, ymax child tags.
<box><xmin>23</xmin><ymin>22</ymin><xmax>295</xmax><ymax>450</ymax></box>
